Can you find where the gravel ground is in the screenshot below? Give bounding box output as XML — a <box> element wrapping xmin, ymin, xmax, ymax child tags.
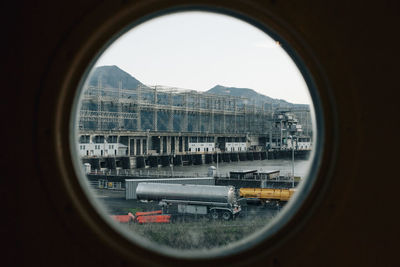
<box><xmin>91</xmin><ymin>188</ymin><xmax>161</xmax><ymax>214</ymax></box>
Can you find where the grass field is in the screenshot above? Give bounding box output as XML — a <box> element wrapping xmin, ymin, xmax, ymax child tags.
<box><xmin>125</xmin><ymin>215</ymin><xmax>275</xmax><ymax>250</ymax></box>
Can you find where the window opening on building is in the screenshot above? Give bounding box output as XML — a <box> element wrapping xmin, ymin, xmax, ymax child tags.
<box><xmin>72</xmin><ymin>10</ymin><xmax>318</xmax><ymax>259</ymax></box>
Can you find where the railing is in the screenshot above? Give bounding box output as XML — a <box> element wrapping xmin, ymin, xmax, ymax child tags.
<box><xmin>87</xmin><ymin>169</ymin><xmax>301</xmax><ymax>182</ymax></box>
<box><xmin>88</xmin><ymin>169</ymin><xmax>210</xmax><ymax>178</ymax></box>
<box><xmin>214</xmin><ymin>174</ymin><xmax>299</xmax><ymax>182</ymax></box>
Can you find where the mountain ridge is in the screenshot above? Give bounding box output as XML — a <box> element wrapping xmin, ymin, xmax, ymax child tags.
<box><xmin>88</xmin><ymin>65</ymin><xmax>308</xmax><ymax>108</ymax></box>
<box><xmin>88</xmin><ymin>65</ymin><xmax>144</xmax><ymax>89</ymax></box>
<box><xmin>206</xmin><ymin>85</ymin><xmax>298</xmax><ymax>108</ymax></box>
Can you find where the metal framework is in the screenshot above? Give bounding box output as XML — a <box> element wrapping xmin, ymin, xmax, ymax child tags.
<box><xmin>77</xmin><ymin>83</ymin><xmax>309</xmax><ymax>139</ymax></box>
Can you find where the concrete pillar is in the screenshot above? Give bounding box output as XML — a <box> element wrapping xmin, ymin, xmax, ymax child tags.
<box><xmin>146</xmin><ymin>135</ymin><xmax>150</xmax><ymax>155</ymax></box>
<box><xmin>166</xmin><ymin>136</ymin><xmax>171</xmax><ymax>154</ymax></box>
<box><xmin>139</xmin><ymin>139</ymin><xmax>143</xmax><ymax>155</ymax></box>
<box><xmin>153</xmin><ymin>110</ymin><xmax>158</xmax><ymax>131</ymax></box>
<box><xmin>142</xmin><ymin>138</ymin><xmax>147</xmax><ymax>155</ymax></box>
<box><xmin>133</xmin><ymin>138</ymin><xmax>137</xmax><ymax>155</ymax></box>
<box><xmin>131</xmin><ymin>138</ymin><xmax>135</xmax><ymax>156</ymax></box>
<box><xmin>174</xmin><ymin>137</ymin><xmax>178</xmax><ymax>153</ymax></box>
<box><xmin>160</xmin><ymin>136</ymin><xmax>163</xmax><ymax>154</ymax></box>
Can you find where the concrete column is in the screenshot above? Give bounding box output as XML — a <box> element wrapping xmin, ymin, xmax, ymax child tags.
<box><xmin>166</xmin><ymin>136</ymin><xmax>171</xmax><ymax>154</ymax></box>
<box><xmin>174</xmin><ymin>137</ymin><xmax>178</xmax><ymax>153</ymax></box>
<box><xmin>139</xmin><ymin>139</ymin><xmax>143</xmax><ymax>155</ymax></box>
<box><xmin>160</xmin><ymin>136</ymin><xmax>163</xmax><ymax>154</ymax></box>
<box><xmin>153</xmin><ymin>110</ymin><xmax>158</xmax><ymax>131</ymax></box>
<box><xmin>133</xmin><ymin>138</ymin><xmax>136</xmax><ymax>156</ymax></box>
<box><xmin>142</xmin><ymin>138</ymin><xmax>146</xmax><ymax>155</ymax></box>
<box><xmin>146</xmin><ymin>135</ymin><xmax>150</xmax><ymax>155</ymax></box>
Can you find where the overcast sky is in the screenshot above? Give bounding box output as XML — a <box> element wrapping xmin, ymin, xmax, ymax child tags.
<box><xmin>95</xmin><ymin>11</ymin><xmax>311</xmax><ymax>104</ymax></box>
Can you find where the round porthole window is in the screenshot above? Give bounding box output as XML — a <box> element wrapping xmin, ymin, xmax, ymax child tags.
<box><xmin>69</xmin><ymin>9</ymin><xmax>324</xmax><ymax>260</ymax></box>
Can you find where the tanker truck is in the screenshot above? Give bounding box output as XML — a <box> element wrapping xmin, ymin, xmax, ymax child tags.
<box><xmin>136</xmin><ymin>183</ymin><xmax>242</xmax><ymax>221</ymax></box>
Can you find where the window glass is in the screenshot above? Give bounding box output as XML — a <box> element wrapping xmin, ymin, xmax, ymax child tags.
<box><xmin>73</xmin><ymin>11</ymin><xmax>317</xmax><ymax>257</ymax></box>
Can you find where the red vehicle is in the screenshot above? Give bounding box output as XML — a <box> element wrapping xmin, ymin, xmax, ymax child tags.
<box><xmin>110</xmin><ymin>212</ymin><xmax>135</xmax><ymax>223</ymax></box>
<box><xmin>134</xmin><ymin>212</ymin><xmax>171</xmax><ymax>224</ymax></box>
<box><xmin>111</xmin><ymin>210</ymin><xmax>171</xmax><ymax>224</ymax></box>
<box><xmin>134</xmin><ymin>210</ymin><xmax>162</xmax><ymax>216</ymax></box>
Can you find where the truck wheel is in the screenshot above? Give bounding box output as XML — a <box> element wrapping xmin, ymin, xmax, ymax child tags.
<box><xmin>222</xmin><ymin>211</ymin><xmax>232</xmax><ymax>221</ymax></box>
<box><xmin>210</xmin><ymin>210</ymin><xmax>219</xmax><ymax>220</ymax></box>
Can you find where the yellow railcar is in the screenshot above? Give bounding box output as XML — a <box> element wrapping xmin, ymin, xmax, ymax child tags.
<box><xmin>239</xmin><ymin>188</ymin><xmax>296</xmax><ymax>202</ymax></box>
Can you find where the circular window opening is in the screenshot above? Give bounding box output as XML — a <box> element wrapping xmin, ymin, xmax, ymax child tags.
<box><xmin>71</xmin><ymin>11</ymin><xmax>321</xmax><ymax>259</ymax></box>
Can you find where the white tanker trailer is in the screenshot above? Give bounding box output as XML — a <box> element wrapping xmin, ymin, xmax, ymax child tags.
<box><xmin>136</xmin><ymin>183</ymin><xmax>241</xmax><ymax>220</ymax></box>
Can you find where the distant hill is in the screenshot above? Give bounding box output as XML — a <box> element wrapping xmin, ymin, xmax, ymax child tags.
<box><xmin>88</xmin><ymin>65</ymin><xmax>144</xmax><ymax>89</ymax></box>
<box><xmin>87</xmin><ymin>66</ymin><xmax>308</xmax><ymax>109</ymax></box>
<box><xmin>206</xmin><ymin>85</ymin><xmax>307</xmax><ymax>109</ymax></box>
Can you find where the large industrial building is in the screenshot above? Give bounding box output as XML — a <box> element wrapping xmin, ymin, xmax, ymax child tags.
<box><xmin>77</xmin><ymin>83</ymin><xmax>312</xmax><ymax>170</ymax></box>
